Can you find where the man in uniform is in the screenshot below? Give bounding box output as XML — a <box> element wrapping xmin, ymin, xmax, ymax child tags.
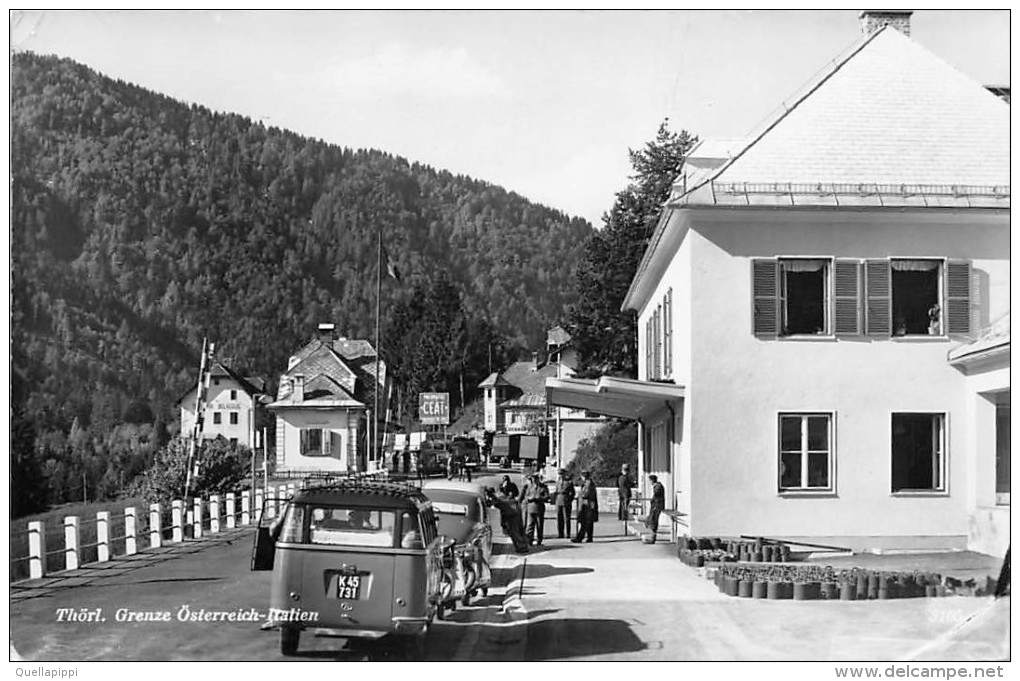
<box><xmin>617</xmin><ymin>463</ymin><xmax>635</xmax><ymax>521</ymax></box>
<box><xmin>571</xmin><ymin>470</ymin><xmax>598</xmax><ymax>543</ymax></box>
<box><xmin>554</xmin><ymin>469</ymin><xmax>576</xmax><ymax>539</ymax></box>
<box><xmin>519</xmin><ymin>473</ymin><xmax>549</xmax><ymax>546</ymax></box>
<box><xmin>645</xmin><ymin>474</ymin><xmax>666</xmax><ymax>543</ymax></box>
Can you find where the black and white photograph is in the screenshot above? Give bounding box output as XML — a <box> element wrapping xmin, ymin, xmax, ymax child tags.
<box><xmin>8</xmin><ymin>8</ymin><xmax>1011</xmax><ymax>673</ymax></box>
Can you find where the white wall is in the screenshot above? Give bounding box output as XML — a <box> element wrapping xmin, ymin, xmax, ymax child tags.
<box><xmin>637</xmin><ymin>208</ymin><xmax>1008</xmax><ymax>548</ymax></box>
<box><xmin>277</xmin><ymin>409</ymin><xmax>357</xmax><ymax>472</ymax></box>
<box><xmin>180</xmin><ymin>379</ymin><xmax>257</xmax><ymax>448</ymax></box>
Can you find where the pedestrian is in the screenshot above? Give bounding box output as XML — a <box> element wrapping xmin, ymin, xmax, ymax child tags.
<box><xmin>617</xmin><ymin>463</ymin><xmax>634</xmax><ymax>521</ymax></box>
<box><xmin>520</xmin><ymin>474</ymin><xmax>549</xmax><ymax>545</ymax></box>
<box><xmin>571</xmin><ymin>470</ymin><xmax>598</xmax><ymax>543</ymax></box>
<box><xmin>554</xmin><ymin>469</ymin><xmax>576</xmax><ymax>539</ymax></box>
<box><xmin>498</xmin><ymin>474</ymin><xmax>519</xmax><ymax>499</ymax></box>
<box><xmin>645</xmin><ymin>474</ymin><xmax>665</xmax><ymax>543</ymax></box>
<box><xmin>486</xmin><ymin>488</ymin><xmax>529</xmax><ymax>554</ymax></box>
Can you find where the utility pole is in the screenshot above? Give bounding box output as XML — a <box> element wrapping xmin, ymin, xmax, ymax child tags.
<box><xmin>184</xmin><ymin>339</ymin><xmax>213</xmax><ymax>500</ymax></box>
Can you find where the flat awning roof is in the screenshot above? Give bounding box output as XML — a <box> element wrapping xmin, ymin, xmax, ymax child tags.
<box><xmin>545</xmin><ymin>376</ymin><xmax>684</xmax><ymax>421</ymax></box>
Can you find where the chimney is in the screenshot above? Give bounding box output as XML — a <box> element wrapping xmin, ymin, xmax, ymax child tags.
<box><xmin>531</xmin><ymin>351</ymin><xmax>540</xmax><ymax>370</ymax></box>
<box><xmin>860</xmin><ymin>10</ymin><xmax>912</xmax><ymax>36</ymax></box>
<box><xmin>292</xmin><ymin>375</ymin><xmax>305</xmax><ymax>403</ymax></box>
<box><xmin>317</xmin><ymin>323</ymin><xmax>336</xmax><ymax>342</ymax></box>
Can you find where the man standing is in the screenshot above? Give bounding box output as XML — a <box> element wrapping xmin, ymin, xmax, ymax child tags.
<box><xmin>645</xmin><ymin>474</ymin><xmax>666</xmax><ymax>543</ymax></box>
<box><xmin>520</xmin><ymin>474</ymin><xmax>549</xmax><ymax>546</ymax></box>
<box><xmin>553</xmin><ymin>469</ymin><xmax>576</xmax><ymax>539</ymax></box>
<box><xmin>571</xmin><ymin>470</ymin><xmax>598</xmax><ymax>543</ymax></box>
<box><xmin>498</xmin><ymin>474</ymin><xmax>519</xmax><ymax>500</ymax></box>
<box><xmin>617</xmin><ymin>463</ymin><xmax>634</xmax><ymax>521</ymax></box>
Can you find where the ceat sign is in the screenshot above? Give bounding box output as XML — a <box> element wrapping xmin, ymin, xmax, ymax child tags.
<box><xmin>419</xmin><ymin>392</ymin><xmax>450</xmax><ymax>425</ymax></box>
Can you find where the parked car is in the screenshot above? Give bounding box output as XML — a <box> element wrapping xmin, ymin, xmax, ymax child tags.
<box><xmin>251</xmin><ymin>480</ymin><xmax>455</xmax><ymax>659</ymax></box>
<box><xmin>421</xmin><ymin>480</ymin><xmax>494</xmax><ymax>606</ymax></box>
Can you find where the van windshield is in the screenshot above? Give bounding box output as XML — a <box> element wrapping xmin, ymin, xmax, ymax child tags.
<box><xmin>303</xmin><ymin>506</ymin><xmax>398</xmax><ymax>548</ymax></box>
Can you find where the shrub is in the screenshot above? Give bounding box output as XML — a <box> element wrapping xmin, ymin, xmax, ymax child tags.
<box><xmin>133</xmin><ymin>435</ymin><xmax>252</xmax><ymax>506</ymax></box>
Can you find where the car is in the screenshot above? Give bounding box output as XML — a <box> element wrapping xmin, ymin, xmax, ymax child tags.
<box><xmin>421</xmin><ymin>480</ymin><xmax>494</xmax><ymax>606</ymax></box>
<box><xmin>251</xmin><ymin>479</ymin><xmax>454</xmax><ymax>659</ymax></box>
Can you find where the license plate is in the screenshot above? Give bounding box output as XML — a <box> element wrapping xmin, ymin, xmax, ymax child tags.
<box><xmin>337</xmin><ymin>574</ymin><xmax>362</xmax><ymax>600</ymax></box>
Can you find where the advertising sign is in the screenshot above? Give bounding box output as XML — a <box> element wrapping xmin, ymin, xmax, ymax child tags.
<box><xmin>419</xmin><ymin>392</ymin><xmax>450</xmax><ymax>425</ymax></box>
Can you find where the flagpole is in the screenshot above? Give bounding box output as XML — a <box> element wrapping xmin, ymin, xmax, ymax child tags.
<box><xmin>374</xmin><ymin>230</ymin><xmax>382</xmax><ymax>471</ymax></box>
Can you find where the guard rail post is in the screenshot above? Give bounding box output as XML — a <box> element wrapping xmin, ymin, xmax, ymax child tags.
<box><xmin>226</xmin><ymin>493</ymin><xmax>236</xmax><ymax>529</ymax></box>
<box><xmin>241</xmin><ymin>491</ymin><xmax>251</xmax><ymax>526</ymax></box>
<box><xmin>150</xmin><ymin>503</ymin><xmax>162</xmax><ymax>549</ymax></box>
<box><xmin>125</xmin><ymin>507</ymin><xmax>137</xmax><ymax>555</ymax></box>
<box><xmin>193</xmin><ymin>498</ymin><xmax>203</xmax><ymax>539</ymax></box>
<box><xmin>28</xmin><ymin>521</ymin><xmax>46</xmax><ymax>579</ymax></box>
<box><xmin>64</xmin><ymin>516</ymin><xmax>80</xmax><ymax>571</ymax></box>
<box><xmin>171</xmin><ymin>500</ymin><xmax>183</xmax><ymax>543</ymax></box>
<box><xmin>96</xmin><ymin>511</ymin><xmax>110</xmax><ymax>562</ymax></box>
<box><xmin>210</xmin><ymin>495</ymin><xmax>220</xmax><ymax>534</ymax></box>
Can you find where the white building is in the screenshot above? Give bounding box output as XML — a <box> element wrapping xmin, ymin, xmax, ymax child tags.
<box><xmin>178</xmin><ymin>362</ymin><xmax>267</xmax><ymax>449</ymax></box>
<box><xmin>548</xmin><ymin>12</ymin><xmax>1009</xmax><ymax>555</ymax></box>
<box><xmin>268</xmin><ymin>324</ymin><xmax>390</xmax><ymax>473</ymax></box>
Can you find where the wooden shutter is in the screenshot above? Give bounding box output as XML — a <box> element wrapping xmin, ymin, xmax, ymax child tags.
<box><xmin>664</xmin><ymin>288</ymin><xmax>672</xmax><ymax>376</ymax></box>
<box><xmin>752</xmin><ymin>259</ymin><xmax>778</xmax><ymax>337</ymax></box>
<box><xmin>865</xmin><ymin>260</ymin><xmax>891</xmax><ymax>336</ymax></box>
<box><xmin>645</xmin><ymin>320</ymin><xmax>652</xmax><ymax>379</ymax></box>
<box><xmin>834</xmin><ymin>260</ymin><xmax>861</xmax><ymax>335</ymax></box>
<box><xmin>945</xmin><ymin>260</ymin><xmax>971</xmax><ymax>335</ymax></box>
<box><xmin>322</xmin><ymin>428</ymin><xmax>332</xmax><ymax>457</ymax></box>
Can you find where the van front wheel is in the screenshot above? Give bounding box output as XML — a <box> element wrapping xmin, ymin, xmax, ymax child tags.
<box><xmin>280</xmin><ymin>625</ymin><xmax>300</xmax><ymax>656</ymax></box>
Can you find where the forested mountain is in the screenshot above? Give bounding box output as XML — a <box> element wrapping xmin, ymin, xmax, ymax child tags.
<box><xmin>11</xmin><ymin>52</ymin><xmax>593</xmax><ymax>509</ymax></box>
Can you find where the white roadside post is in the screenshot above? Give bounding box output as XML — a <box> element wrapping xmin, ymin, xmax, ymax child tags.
<box><xmin>254</xmin><ymin>487</ymin><xmax>264</xmax><ymax>525</ymax></box>
<box><xmin>226</xmin><ymin>493</ymin><xmax>236</xmax><ymax>529</ymax></box>
<box><xmin>124</xmin><ymin>507</ymin><xmax>137</xmax><ymax>555</ymax></box>
<box><xmin>171</xmin><ymin>500</ymin><xmax>183</xmax><ymax>543</ymax></box>
<box><xmin>150</xmin><ymin>503</ymin><xmax>162</xmax><ymax>549</ymax></box>
<box><xmin>28</xmin><ymin>521</ymin><xmax>46</xmax><ymax>579</ymax></box>
<box><xmin>64</xmin><ymin>516</ymin><xmax>80</xmax><ymax>571</ymax></box>
<box><xmin>210</xmin><ymin>495</ymin><xmax>220</xmax><ymax>534</ymax></box>
<box><xmin>193</xmin><ymin>498</ymin><xmax>203</xmax><ymax>539</ymax></box>
<box><xmin>96</xmin><ymin>511</ymin><xmax>110</xmax><ymax>563</ymax></box>
<box><xmin>241</xmin><ymin>490</ymin><xmax>251</xmax><ymax>526</ymax></box>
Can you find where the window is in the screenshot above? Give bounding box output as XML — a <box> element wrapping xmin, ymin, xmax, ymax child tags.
<box><xmin>300</xmin><ymin>428</ymin><xmax>331</xmax><ymax>457</ymax></box>
<box><xmin>891</xmin><ymin>260</ymin><xmax>940</xmax><ymax>336</ymax></box>
<box><xmin>229</xmin><ymin>412</ymin><xmax>239</xmax><ymax>425</ymax></box>
<box><xmin>891</xmin><ymin>413</ymin><xmax>945</xmax><ymax>493</ymax></box>
<box><xmin>230</xmin><ymin>389</ymin><xmax>238</xmax><ymax>400</ymax></box>
<box><xmin>996</xmin><ymin>401</ymin><xmax>1009</xmax><ymax>505</ymax></box>
<box><xmin>781</xmin><ymin>260</ymin><xmax>829</xmax><ymax>335</ymax></box>
<box><xmin>778</xmin><ymin>413</ymin><xmax>833</xmax><ymax>492</ymax></box>
<box><xmin>664</xmin><ymin>288</ymin><xmax>673</xmax><ymax>377</ymax></box>
<box><xmin>230</xmin><ymin>437</ymin><xmax>238</xmax><ymax>447</ymax></box>
<box><xmin>212</xmin><ymin>412</ymin><xmax>221</xmax><ymax>425</ymax></box>
<box><xmin>753</xmin><ymin>259</ymin><xmax>831</xmax><ymax>337</ymax></box>
<box><xmin>308</xmin><ymin>506</ymin><xmax>397</xmax><ymax>548</ymax></box>
<box><xmin>868</xmin><ymin>259</ymin><xmax>970</xmax><ymax>337</ymax></box>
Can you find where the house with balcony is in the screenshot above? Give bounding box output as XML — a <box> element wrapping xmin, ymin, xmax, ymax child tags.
<box><xmin>178</xmin><ymin>362</ymin><xmax>268</xmax><ymax>449</ymax></box>
<box><xmin>547</xmin><ymin>12</ymin><xmax>1009</xmax><ymax>555</ymax></box>
<box><xmin>267</xmin><ymin>324</ymin><xmax>390</xmax><ymax>474</ymax></box>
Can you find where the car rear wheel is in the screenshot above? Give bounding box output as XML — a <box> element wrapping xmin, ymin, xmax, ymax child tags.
<box><xmin>280</xmin><ymin>625</ymin><xmax>300</xmax><ymax>656</ymax></box>
<box><xmin>402</xmin><ymin>633</ymin><xmax>427</xmax><ymax>661</ymax></box>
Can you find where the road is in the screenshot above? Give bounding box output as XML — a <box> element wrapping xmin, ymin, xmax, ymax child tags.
<box><xmin>10</xmin><ymin>471</ymin><xmax>1010</xmax><ymax>662</ymax></box>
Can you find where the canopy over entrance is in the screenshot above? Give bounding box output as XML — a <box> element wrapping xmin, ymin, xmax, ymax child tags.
<box><xmin>545</xmin><ymin>376</ymin><xmax>685</xmax><ymax>421</ymax></box>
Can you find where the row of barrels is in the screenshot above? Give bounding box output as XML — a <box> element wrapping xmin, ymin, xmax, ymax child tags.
<box><xmin>711</xmin><ymin>564</ymin><xmax>948</xmax><ymax>600</ymax></box>
<box><xmin>679</xmin><ymin>537</ymin><xmax>792</xmax><ymax>566</ymax></box>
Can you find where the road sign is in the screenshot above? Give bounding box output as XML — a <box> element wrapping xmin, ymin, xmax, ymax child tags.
<box><xmin>419</xmin><ymin>392</ymin><xmax>450</xmax><ymax>425</ymax></box>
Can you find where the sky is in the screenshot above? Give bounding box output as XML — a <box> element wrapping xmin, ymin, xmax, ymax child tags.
<box><xmin>10</xmin><ymin>9</ymin><xmax>1011</xmax><ymax>227</ymax></box>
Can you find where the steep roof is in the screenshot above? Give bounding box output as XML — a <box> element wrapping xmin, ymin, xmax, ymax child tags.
<box><xmin>271</xmin><ymin>336</ymin><xmax>385</xmax><ymax>409</ymax></box>
<box><xmin>175</xmin><ymin>361</ymin><xmax>266</xmax><ymax>405</ymax></box>
<box><xmin>478</xmin><ymin>372</ymin><xmax>513</xmax><ymax>388</ymax></box>
<box><xmin>673</xmin><ymin>26</ymin><xmax>1010</xmax><ymax>207</ymax></box>
<box><xmin>497</xmin><ymin>359</ymin><xmax>560</xmax><ymax>408</ymax></box>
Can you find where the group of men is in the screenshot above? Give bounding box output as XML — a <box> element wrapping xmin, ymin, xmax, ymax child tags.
<box><xmin>488</xmin><ymin>462</ymin><xmax>666</xmax><ymax>551</ymax></box>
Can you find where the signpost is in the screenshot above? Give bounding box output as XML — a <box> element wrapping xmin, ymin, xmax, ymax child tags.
<box><xmin>418</xmin><ymin>392</ymin><xmax>450</xmax><ymax>426</ymax></box>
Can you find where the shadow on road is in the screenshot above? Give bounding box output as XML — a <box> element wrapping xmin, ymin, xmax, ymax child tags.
<box><xmin>521</xmin><ymin>563</ymin><xmax>594</xmax><ymax>580</ymax></box>
<box><xmin>524</xmin><ymin>618</ymin><xmax>645</xmax><ymax>660</ymax></box>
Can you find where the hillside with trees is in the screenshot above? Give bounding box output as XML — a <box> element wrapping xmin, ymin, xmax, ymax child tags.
<box><xmin>10</xmin><ymin>51</ymin><xmax>593</xmax><ymax>514</ymax></box>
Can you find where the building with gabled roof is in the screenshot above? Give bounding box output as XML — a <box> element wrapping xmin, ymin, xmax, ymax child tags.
<box><xmin>547</xmin><ymin>12</ymin><xmax>1009</xmax><ymax>555</ymax></box>
<box><xmin>178</xmin><ymin>362</ymin><xmax>269</xmax><ymax>449</ymax></box>
<box><xmin>268</xmin><ymin>324</ymin><xmax>390</xmax><ymax>473</ymax></box>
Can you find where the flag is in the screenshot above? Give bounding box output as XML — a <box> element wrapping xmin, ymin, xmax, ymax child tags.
<box><xmin>383</xmin><ymin>247</ymin><xmax>401</xmax><ymax>281</ymax></box>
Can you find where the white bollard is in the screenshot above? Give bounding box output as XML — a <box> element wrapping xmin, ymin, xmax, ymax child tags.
<box><xmin>193</xmin><ymin>498</ymin><xmax>203</xmax><ymax>539</ymax></box>
<box><xmin>149</xmin><ymin>504</ymin><xmax>162</xmax><ymax>549</ymax></box>
<box><xmin>96</xmin><ymin>512</ymin><xmax>110</xmax><ymax>563</ymax></box>
<box><xmin>241</xmin><ymin>490</ymin><xmax>251</xmax><ymax>526</ymax></box>
<box><xmin>28</xmin><ymin>521</ymin><xmax>46</xmax><ymax>579</ymax></box>
<box><xmin>171</xmin><ymin>500</ymin><xmax>183</xmax><ymax>543</ymax></box>
<box><xmin>64</xmin><ymin>516</ymin><xmax>80</xmax><ymax>571</ymax></box>
<box><xmin>254</xmin><ymin>488</ymin><xmax>264</xmax><ymax>524</ymax></box>
<box><xmin>266</xmin><ymin>488</ymin><xmax>276</xmax><ymax>520</ymax></box>
<box><xmin>124</xmin><ymin>507</ymin><xmax>137</xmax><ymax>555</ymax></box>
<box><xmin>226</xmin><ymin>493</ymin><xmax>236</xmax><ymax>529</ymax></box>
<box><xmin>287</xmin><ymin>483</ymin><xmax>295</xmax><ymax>497</ymax></box>
<box><xmin>210</xmin><ymin>495</ymin><xmax>220</xmax><ymax>534</ymax></box>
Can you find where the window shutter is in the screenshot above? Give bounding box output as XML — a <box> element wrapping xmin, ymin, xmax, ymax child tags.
<box><xmin>865</xmin><ymin>260</ymin><xmax>891</xmax><ymax>336</ymax></box>
<box><xmin>834</xmin><ymin>260</ymin><xmax>861</xmax><ymax>335</ymax></box>
<box><xmin>300</xmin><ymin>429</ymin><xmax>309</xmax><ymax>455</ymax></box>
<box><xmin>664</xmin><ymin>289</ymin><xmax>672</xmax><ymax>376</ymax></box>
<box><xmin>322</xmin><ymin>429</ymin><xmax>332</xmax><ymax>457</ymax></box>
<box><xmin>752</xmin><ymin>259</ymin><xmax>778</xmax><ymax>337</ymax></box>
<box><xmin>645</xmin><ymin>320</ymin><xmax>652</xmax><ymax>379</ymax></box>
<box><xmin>945</xmin><ymin>260</ymin><xmax>971</xmax><ymax>335</ymax></box>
